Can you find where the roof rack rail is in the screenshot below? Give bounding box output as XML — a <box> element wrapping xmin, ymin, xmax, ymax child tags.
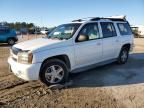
<box><xmin>72</xmin><ymin>16</ymin><xmax>126</xmax><ymax>22</ymax></box>
<box><xmin>72</xmin><ymin>19</ymin><xmax>85</xmax><ymax>22</ymax></box>
<box><xmin>90</xmin><ymin>16</ymin><xmax>126</xmax><ymax>21</ymax></box>
<box><xmin>90</xmin><ymin>17</ymin><xmax>126</xmax><ymax>21</ymax></box>
<box><xmin>72</xmin><ymin>17</ymin><xmax>96</xmax><ymax>22</ymax></box>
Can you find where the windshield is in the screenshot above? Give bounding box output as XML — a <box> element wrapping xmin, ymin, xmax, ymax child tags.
<box><xmin>47</xmin><ymin>23</ymin><xmax>81</xmax><ymax>40</ymax></box>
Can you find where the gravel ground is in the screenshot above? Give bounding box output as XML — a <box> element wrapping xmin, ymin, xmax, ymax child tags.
<box><xmin>0</xmin><ymin>37</ymin><xmax>144</xmax><ymax>108</ymax></box>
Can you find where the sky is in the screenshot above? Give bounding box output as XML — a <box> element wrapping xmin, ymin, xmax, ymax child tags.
<box><xmin>0</xmin><ymin>0</ymin><xmax>144</xmax><ymax>27</ymax></box>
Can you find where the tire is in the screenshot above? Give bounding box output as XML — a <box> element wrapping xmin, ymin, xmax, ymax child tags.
<box><xmin>117</xmin><ymin>47</ymin><xmax>129</xmax><ymax>64</ymax></box>
<box><xmin>39</xmin><ymin>59</ymin><xmax>69</xmax><ymax>86</ymax></box>
<box><xmin>7</xmin><ymin>38</ymin><xmax>15</xmax><ymax>45</ymax></box>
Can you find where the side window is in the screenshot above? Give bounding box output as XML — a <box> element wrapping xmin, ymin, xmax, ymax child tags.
<box><xmin>0</xmin><ymin>28</ymin><xmax>10</xmax><ymax>35</ymax></box>
<box><xmin>100</xmin><ymin>22</ymin><xmax>117</xmax><ymax>38</ymax></box>
<box><xmin>76</xmin><ymin>23</ymin><xmax>100</xmax><ymax>42</ymax></box>
<box><xmin>117</xmin><ymin>23</ymin><xmax>132</xmax><ymax>35</ymax></box>
<box><xmin>0</xmin><ymin>29</ymin><xmax>5</xmax><ymax>35</ymax></box>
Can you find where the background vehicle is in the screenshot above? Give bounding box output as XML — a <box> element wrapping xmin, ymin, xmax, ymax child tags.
<box><xmin>40</xmin><ymin>29</ymin><xmax>49</xmax><ymax>34</ymax></box>
<box><xmin>131</xmin><ymin>25</ymin><xmax>144</xmax><ymax>38</ymax></box>
<box><xmin>8</xmin><ymin>16</ymin><xmax>133</xmax><ymax>86</ymax></box>
<box><xmin>0</xmin><ymin>26</ymin><xmax>17</xmax><ymax>45</ymax></box>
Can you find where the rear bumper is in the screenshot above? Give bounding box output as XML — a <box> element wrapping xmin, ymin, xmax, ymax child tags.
<box><xmin>8</xmin><ymin>57</ymin><xmax>42</xmax><ymax>81</ymax></box>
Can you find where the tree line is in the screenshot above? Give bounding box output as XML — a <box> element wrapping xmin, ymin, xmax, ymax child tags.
<box><xmin>7</xmin><ymin>22</ymin><xmax>35</xmax><ymax>30</ymax></box>
<box><xmin>0</xmin><ymin>22</ymin><xmax>55</xmax><ymax>34</ymax></box>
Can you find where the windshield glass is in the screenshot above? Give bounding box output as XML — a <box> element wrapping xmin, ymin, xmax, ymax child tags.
<box><xmin>47</xmin><ymin>23</ymin><xmax>81</xmax><ymax>40</ymax></box>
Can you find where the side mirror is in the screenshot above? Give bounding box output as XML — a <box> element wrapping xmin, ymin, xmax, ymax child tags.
<box><xmin>77</xmin><ymin>35</ymin><xmax>89</xmax><ymax>42</ymax></box>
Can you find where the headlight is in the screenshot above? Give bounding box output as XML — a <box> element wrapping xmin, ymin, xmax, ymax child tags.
<box><xmin>18</xmin><ymin>52</ymin><xmax>33</xmax><ymax>64</ymax></box>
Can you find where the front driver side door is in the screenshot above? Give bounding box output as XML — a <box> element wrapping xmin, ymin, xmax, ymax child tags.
<box><xmin>74</xmin><ymin>23</ymin><xmax>102</xmax><ymax>68</ymax></box>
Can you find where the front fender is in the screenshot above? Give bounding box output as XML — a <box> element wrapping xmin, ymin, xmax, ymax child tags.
<box><xmin>32</xmin><ymin>46</ymin><xmax>75</xmax><ymax>70</ymax></box>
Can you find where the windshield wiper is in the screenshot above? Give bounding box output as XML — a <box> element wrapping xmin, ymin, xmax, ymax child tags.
<box><xmin>47</xmin><ymin>36</ymin><xmax>61</xmax><ymax>40</ymax></box>
<box><xmin>47</xmin><ymin>35</ymin><xmax>69</xmax><ymax>40</ymax></box>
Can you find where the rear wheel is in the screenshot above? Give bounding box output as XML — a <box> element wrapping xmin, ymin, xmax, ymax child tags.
<box><xmin>117</xmin><ymin>47</ymin><xmax>129</xmax><ymax>64</ymax></box>
<box><xmin>7</xmin><ymin>38</ymin><xmax>15</xmax><ymax>45</ymax></box>
<box><xmin>39</xmin><ymin>59</ymin><xmax>69</xmax><ymax>86</ymax></box>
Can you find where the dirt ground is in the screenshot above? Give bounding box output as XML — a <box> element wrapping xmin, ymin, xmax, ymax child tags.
<box><xmin>0</xmin><ymin>36</ymin><xmax>144</xmax><ymax>108</ymax></box>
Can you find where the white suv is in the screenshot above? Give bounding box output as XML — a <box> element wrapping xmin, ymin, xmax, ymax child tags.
<box><xmin>8</xmin><ymin>16</ymin><xmax>134</xmax><ymax>86</ymax></box>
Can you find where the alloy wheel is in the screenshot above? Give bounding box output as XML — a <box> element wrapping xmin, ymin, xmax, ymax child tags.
<box><xmin>45</xmin><ymin>65</ymin><xmax>64</xmax><ymax>84</ymax></box>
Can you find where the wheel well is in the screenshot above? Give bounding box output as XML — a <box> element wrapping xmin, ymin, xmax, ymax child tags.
<box><xmin>40</xmin><ymin>55</ymin><xmax>71</xmax><ymax>70</ymax></box>
<box><xmin>7</xmin><ymin>37</ymin><xmax>16</xmax><ymax>42</ymax></box>
<box><xmin>122</xmin><ymin>44</ymin><xmax>131</xmax><ymax>51</ymax></box>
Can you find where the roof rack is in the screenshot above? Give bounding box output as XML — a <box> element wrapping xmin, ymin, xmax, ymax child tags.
<box><xmin>72</xmin><ymin>19</ymin><xmax>85</xmax><ymax>22</ymax></box>
<box><xmin>90</xmin><ymin>17</ymin><xmax>126</xmax><ymax>21</ymax></box>
<box><xmin>72</xmin><ymin>15</ymin><xmax>126</xmax><ymax>22</ymax></box>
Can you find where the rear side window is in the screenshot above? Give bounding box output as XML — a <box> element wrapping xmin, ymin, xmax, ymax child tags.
<box><xmin>100</xmin><ymin>22</ymin><xmax>117</xmax><ymax>38</ymax></box>
<box><xmin>117</xmin><ymin>23</ymin><xmax>132</xmax><ymax>35</ymax></box>
<box><xmin>0</xmin><ymin>28</ymin><xmax>10</xmax><ymax>35</ymax></box>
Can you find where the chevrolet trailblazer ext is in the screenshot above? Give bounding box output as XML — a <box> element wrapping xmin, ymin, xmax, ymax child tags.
<box><xmin>8</xmin><ymin>16</ymin><xmax>133</xmax><ymax>86</ymax></box>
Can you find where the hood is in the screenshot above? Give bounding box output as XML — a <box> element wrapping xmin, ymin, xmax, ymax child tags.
<box><xmin>14</xmin><ymin>38</ymin><xmax>64</xmax><ymax>51</ymax></box>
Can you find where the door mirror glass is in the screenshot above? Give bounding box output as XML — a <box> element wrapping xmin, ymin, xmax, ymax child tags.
<box><xmin>78</xmin><ymin>34</ymin><xmax>89</xmax><ymax>42</ymax></box>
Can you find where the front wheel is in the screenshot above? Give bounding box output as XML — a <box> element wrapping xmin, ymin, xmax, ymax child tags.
<box><xmin>39</xmin><ymin>59</ymin><xmax>69</xmax><ymax>86</ymax></box>
<box><xmin>117</xmin><ymin>47</ymin><xmax>129</xmax><ymax>64</ymax></box>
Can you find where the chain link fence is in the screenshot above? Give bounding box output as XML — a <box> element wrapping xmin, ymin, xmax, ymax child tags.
<box><xmin>17</xmin><ymin>34</ymin><xmax>44</xmax><ymax>42</ymax></box>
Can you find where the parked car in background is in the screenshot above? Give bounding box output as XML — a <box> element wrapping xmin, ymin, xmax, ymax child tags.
<box><xmin>0</xmin><ymin>26</ymin><xmax>17</xmax><ymax>45</ymax></box>
<box><xmin>8</xmin><ymin>16</ymin><xmax>133</xmax><ymax>86</ymax></box>
<box><xmin>131</xmin><ymin>26</ymin><xmax>139</xmax><ymax>38</ymax></box>
<box><xmin>131</xmin><ymin>25</ymin><xmax>144</xmax><ymax>38</ymax></box>
<box><xmin>40</xmin><ymin>29</ymin><xmax>49</xmax><ymax>35</ymax></box>
<box><xmin>138</xmin><ymin>26</ymin><xmax>144</xmax><ymax>37</ymax></box>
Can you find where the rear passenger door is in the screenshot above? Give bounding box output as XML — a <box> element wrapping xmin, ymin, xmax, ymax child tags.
<box><xmin>100</xmin><ymin>22</ymin><xmax>120</xmax><ymax>61</ymax></box>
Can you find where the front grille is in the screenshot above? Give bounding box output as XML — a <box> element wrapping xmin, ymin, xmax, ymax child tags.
<box><xmin>11</xmin><ymin>47</ymin><xmax>22</xmax><ymax>55</ymax></box>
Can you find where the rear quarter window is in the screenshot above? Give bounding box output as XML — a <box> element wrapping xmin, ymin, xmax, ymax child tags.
<box><xmin>117</xmin><ymin>23</ymin><xmax>132</xmax><ymax>35</ymax></box>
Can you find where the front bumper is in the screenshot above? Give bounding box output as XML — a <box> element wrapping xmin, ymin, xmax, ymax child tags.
<box><xmin>130</xmin><ymin>43</ymin><xmax>134</xmax><ymax>52</ymax></box>
<box><xmin>8</xmin><ymin>57</ymin><xmax>41</xmax><ymax>81</ymax></box>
